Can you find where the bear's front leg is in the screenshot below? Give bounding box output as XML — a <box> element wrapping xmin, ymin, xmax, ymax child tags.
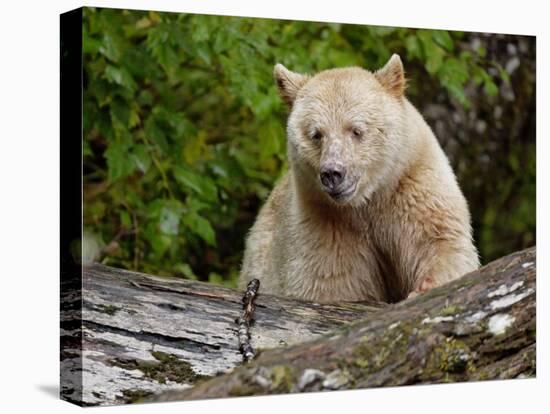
<box><xmin>405</xmin><ymin>243</ymin><xmax>479</xmax><ymax>299</ymax></box>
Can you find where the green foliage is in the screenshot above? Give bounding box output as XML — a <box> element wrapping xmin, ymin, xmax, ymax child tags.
<box><xmin>83</xmin><ymin>8</ymin><xmax>531</xmax><ymax>286</ymax></box>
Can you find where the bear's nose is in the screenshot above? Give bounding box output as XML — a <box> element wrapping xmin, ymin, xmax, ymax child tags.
<box><xmin>320</xmin><ymin>164</ymin><xmax>346</xmax><ymax>190</ymax></box>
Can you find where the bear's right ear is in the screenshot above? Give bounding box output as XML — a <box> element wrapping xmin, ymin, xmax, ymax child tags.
<box><xmin>274</xmin><ymin>63</ymin><xmax>310</xmax><ymax>107</ymax></box>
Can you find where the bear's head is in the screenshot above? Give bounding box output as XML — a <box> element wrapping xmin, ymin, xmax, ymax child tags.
<box><xmin>274</xmin><ymin>54</ymin><xmax>413</xmax><ymax>207</ymax></box>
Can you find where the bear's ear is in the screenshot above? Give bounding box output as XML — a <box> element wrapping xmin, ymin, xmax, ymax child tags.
<box><xmin>274</xmin><ymin>63</ymin><xmax>310</xmax><ymax>107</ymax></box>
<box><xmin>374</xmin><ymin>54</ymin><xmax>406</xmax><ymax>98</ymax></box>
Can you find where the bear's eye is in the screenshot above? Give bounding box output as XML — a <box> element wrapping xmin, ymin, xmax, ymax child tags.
<box><xmin>351</xmin><ymin>127</ymin><xmax>363</xmax><ymax>138</ymax></box>
<box><xmin>311</xmin><ymin>130</ymin><xmax>323</xmax><ymax>141</ymax></box>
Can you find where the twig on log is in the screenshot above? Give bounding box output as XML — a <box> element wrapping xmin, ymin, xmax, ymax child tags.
<box><xmin>236</xmin><ymin>279</ymin><xmax>260</xmax><ymax>363</ymax></box>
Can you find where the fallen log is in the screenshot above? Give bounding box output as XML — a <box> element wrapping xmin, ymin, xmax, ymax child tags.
<box><xmin>150</xmin><ymin>246</ymin><xmax>536</xmax><ymax>402</ymax></box>
<box><xmin>61</xmin><ymin>263</ymin><xmax>383</xmax><ymax>405</ymax></box>
<box><xmin>61</xmin><ymin>246</ymin><xmax>535</xmax><ymax>406</ymax></box>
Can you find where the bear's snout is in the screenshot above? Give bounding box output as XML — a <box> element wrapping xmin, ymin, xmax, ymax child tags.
<box><xmin>320</xmin><ymin>163</ymin><xmax>346</xmax><ymax>191</ymax></box>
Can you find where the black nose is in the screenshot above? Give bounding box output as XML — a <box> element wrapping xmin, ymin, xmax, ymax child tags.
<box><xmin>320</xmin><ymin>164</ymin><xmax>346</xmax><ymax>190</ymax></box>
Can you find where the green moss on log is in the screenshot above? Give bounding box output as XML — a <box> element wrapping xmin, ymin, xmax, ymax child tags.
<box><xmin>111</xmin><ymin>352</ymin><xmax>208</xmax><ymax>385</ymax></box>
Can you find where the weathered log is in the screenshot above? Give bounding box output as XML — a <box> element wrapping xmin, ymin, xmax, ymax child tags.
<box><xmin>61</xmin><ymin>264</ymin><xmax>383</xmax><ymax>405</ymax></box>
<box><xmin>61</xmin><ymin>247</ymin><xmax>535</xmax><ymax>406</ymax></box>
<box><xmin>150</xmin><ymin>246</ymin><xmax>536</xmax><ymax>402</ymax></box>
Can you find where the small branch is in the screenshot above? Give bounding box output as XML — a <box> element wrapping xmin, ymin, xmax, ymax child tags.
<box><xmin>236</xmin><ymin>279</ymin><xmax>260</xmax><ymax>363</ymax></box>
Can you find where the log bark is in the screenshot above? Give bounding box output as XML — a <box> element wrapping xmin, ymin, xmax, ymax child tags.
<box><xmin>150</xmin><ymin>246</ymin><xmax>536</xmax><ymax>402</ymax></box>
<box><xmin>61</xmin><ymin>246</ymin><xmax>535</xmax><ymax>406</ymax></box>
<box><xmin>61</xmin><ymin>263</ymin><xmax>383</xmax><ymax>405</ymax></box>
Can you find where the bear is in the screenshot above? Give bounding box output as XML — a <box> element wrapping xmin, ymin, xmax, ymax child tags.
<box><xmin>238</xmin><ymin>54</ymin><xmax>479</xmax><ymax>304</ymax></box>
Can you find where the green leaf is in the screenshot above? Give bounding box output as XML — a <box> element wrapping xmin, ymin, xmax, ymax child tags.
<box><xmin>182</xmin><ymin>211</ymin><xmax>216</xmax><ymax>246</ymax></box>
<box><xmin>130</xmin><ymin>144</ymin><xmax>152</xmax><ymax>173</ymax></box>
<box><xmin>443</xmin><ymin>81</ymin><xmax>469</xmax><ymax>107</ymax></box>
<box><xmin>418</xmin><ymin>31</ymin><xmax>445</xmax><ymax>74</ymax></box>
<box><xmin>173</xmin><ymin>167</ymin><xmax>218</xmax><ymax>202</ymax></box>
<box><xmin>474</xmin><ymin>44</ymin><xmax>487</xmax><ymax>58</ymax></box>
<box><xmin>144</xmin><ymin>116</ymin><xmax>169</xmax><ymax>152</ymax></box>
<box><xmin>425</xmin><ymin>49</ymin><xmax>444</xmax><ymax>74</ymax></box>
<box><xmin>258</xmin><ymin>117</ymin><xmax>284</xmax><ymax>160</ymax></box>
<box><xmin>500</xmin><ymin>69</ymin><xmax>511</xmax><ymax>85</ymax></box>
<box><xmin>174</xmin><ymin>263</ymin><xmax>198</xmax><ymax>279</ymax></box>
<box><xmin>104</xmin><ymin>140</ymin><xmax>135</xmax><ymax>180</ymax></box>
<box><xmin>144</xmin><ymin>222</ymin><xmax>172</xmax><ymax>256</ymax></box>
<box><xmin>368</xmin><ymin>26</ymin><xmax>397</xmax><ymax>38</ymax></box>
<box><xmin>431</xmin><ymin>30</ymin><xmax>454</xmax><ymax>52</ymax></box>
<box><xmin>191</xmin><ymin>17</ymin><xmax>211</xmax><ymax>42</ymax></box>
<box><xmin>119</xmin><ymin>210</ymin><xmax>132</xmax><ymax>229</ymax></box>
<box><xmin>483</xmin><ymin>79</ymin><xmax>499</xmax><ymax>96</ymax></box>
<box><xmin>83</xmin><ymin>35</ymin><xmax>102</xmax><ymax>55</ymax></box>
<box><xmin>439</xmin><ymin>58</ymin><xmax>469</xmax><ymax>87</ymax></box>
<box><xmin>146</xmin><ymin>25</ymin><xmax>180</xmax><ymax>76</ymax></box>
<box><xmin>104</xmin><ymin>65</ymin><xmax>137</xmax><ymax>92</ymax></box>
<box><xmin>98</xmin><ymin>33</ymin><xmax>121</xmax><ymax>62</ymax></box>
<box><xmin>208</xmin><ymin>272</ymin><xmax>232</xmax><ymax>287</ymax></box>
<box><xmin>110</xmin><ymin>99</ymin><xmax>131</xmax><ymax>127</ymax></box>
<box><xmin>159</xmin><ymin>203</ymin><xmax>182</xmax><ymax>235</ymax></box>
<box><xmin>186</xmin><ymin>196</ymin><xmax>210</xmax><ymax>214</ymax></box>
<box><xmin>494</xmin><ymin>63</ymin><xmax>511</xmax><ymax>85</ymax></box>
<box><xmin>138</xmin><ymin>90</ymin><xmax>153</xmax><ymax>107</ymax></box>
<box><xmin>404</xmin><ymin>35</ymin><xmax>422</xmax><ymax>59</ymax></box>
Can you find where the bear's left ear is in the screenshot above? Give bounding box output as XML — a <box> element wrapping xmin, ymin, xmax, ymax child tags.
<box><xmin>274</xmin><ymin>63</ymin><xmax>310</xmax><ymax>107</ymax></box>
<box><xmin>374</xmin><ymin>54</ymin><xmax>406</xmax><ymax>98</ymax></box>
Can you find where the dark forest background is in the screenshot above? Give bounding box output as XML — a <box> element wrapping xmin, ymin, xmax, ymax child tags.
<box><xmin>82</xmin><ymin>7</ymin><xmax>535</xmax><ymax>287</ymax></box>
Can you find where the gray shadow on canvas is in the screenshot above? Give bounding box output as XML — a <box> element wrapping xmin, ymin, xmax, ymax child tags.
<box><xmin>36</xmin><ymin>384</ymin><xmax>59</xmax><ymax>399</ymax></box>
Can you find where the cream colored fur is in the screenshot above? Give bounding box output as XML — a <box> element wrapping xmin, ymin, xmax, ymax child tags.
<box><xmin>239</xmin><ymin>55</ymin><xmax>479</xmax><ymax>303</ymax></box>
